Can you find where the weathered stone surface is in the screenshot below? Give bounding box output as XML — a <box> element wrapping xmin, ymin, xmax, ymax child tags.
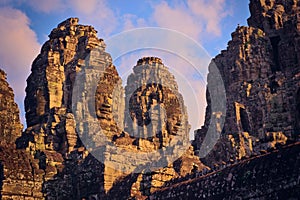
<box><xmin>0</xmin><ymin>146</ymin><xmax>65</xmax><ymax>200</ymax></box>
<box><xmin>194</xmin><ymin>0</ymin><xmax>300</xmax><ymax>166</ymax></box>
<box><xmin>24</xmin><ymin>17</ymin><xmax>105</xmax><ymax>127</ymax></box>
<box><xmin>101</xmin><ymin>57</ymin><xmax>204</xmax><ymax>197</ymax></box>
<box><xmin>124</xmin><ymin>57</ymin><xmax>190</xmax><ymax>148</ymax></box>
<box><xmin>1</xmin><ymin>0</ymin><xmax>300</xmax><ymax>198</ymax></box>
<box><xmin>151</xmin><ymin>142</ymin><xmax>300</xmax><ymax>199</ymax></box>
<box><xmin>95</xmin><ymin>63</ymin><xmax>124</xmax><ymax>139</ymax></box>
<box><xmin>2</xmin><ymin>18</ymin><xmax>203</xmax><ymax>199</ymax></box>
<box><xmin>248</xmin><ymin>0</ymin><xmax>300</xmax><ymax>35</ymax></box>
<box><xmin>0</xmin><ymin>69</ymin><xmax>23</xmax><ymax>146</ymax></box>
<box><xmin>0</xmin><ymin>69</ymin><xmax>61</xmax><ymax>200</ymax></box>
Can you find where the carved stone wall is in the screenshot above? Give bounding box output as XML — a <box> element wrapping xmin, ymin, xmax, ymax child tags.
<box><xmin>0</xmin><ymin>17</ymin><xmax>202</xmax><ymax>199</ymax></box>
<box><xmin>194</xmin><ymin>0</ymin><xmax>300</xmax><ymax>166</ymax></box>
<box><xmin>151</xmin><ymin>142</ymin><xmax>300</xmax><ymax>199</ymax></box>
<box><xmin>0</xmin><ymin>69</ymin><xmax>64</xmax><ymax>199</ymax></box>
<box><xmin>124</xmin><ymin>57</ymin><xmax>190</xmax><ymax>150</ymax></box>
<box><xmin>1</xmin><ymin>0</ymin><xmax>300</xmax><ymax>198</ymax></box>
<box><xmin>0</xmin><ymin>69</ymin><xmax>23</xmax><ymax>146</ymax></box>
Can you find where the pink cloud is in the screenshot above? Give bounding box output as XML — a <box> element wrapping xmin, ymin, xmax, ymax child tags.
<box><xmin>68</xmin><ymin>0</ymin><xmax>118</xmax><ymax>37</ymax></box>
<box><xmin>0</xmin><ymin>7</ymin><xmax>40</xmax><ymax>123</ymax></box>
<box><xmin>0</xmin><ymin>0</ymin><xmax>14</xmax><ymax>6</ymax></box>
<box><xmin>152</xmin><ymin>1</ymin><xmax>202</xmax><ymax>40</ymax></box>
<box><xmin>187</xmin><ymin>0</ymin><xmax>229</xmax><ymax>36</ymax></box>
<box><xmin>71</xmin><ymin>0</ymin><xmax>97</xmax><ymax>15</ymax></box>
<box><xmin>120</xmin><ymin>14</ymin><xmax>148</xmax><ymax>31</ymax></box>
<box><xmin>19</xmin><ymin>0</ymin><xmax>118</xmax><ymax>36</ymax></box>
<box><xmin>27</xmin><ymin>0</ymin><xmax>65</xmax><ymax>13</ymax></box>
<box><xmin>152</xmin><ymin>0</ymin><xmax>230</xmax><ymax>39</ymax></box>
<box><xmin>122</xmin><ymin>14</ymin><xmax>137</xmax><ymax>30</ymax></box>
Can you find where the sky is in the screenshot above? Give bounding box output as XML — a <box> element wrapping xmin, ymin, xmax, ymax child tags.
<box><xmin>0</xmin><ymin>0</ymin><xmax>250</xmax><ymax>138</ymax></box>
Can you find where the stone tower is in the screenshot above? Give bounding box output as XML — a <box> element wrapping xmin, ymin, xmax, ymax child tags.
<box><xmin>9</xmin><ymin>18</ymin><xmax>204</xmax><ymax>199</ymax></box>
<box><xmin>0</xmin><ymin>1</ymin><xmax>300</xmax><ymax>199</ymax></box>
<box><xmin>0</xmin><ymin>69</ymin><xmax>23</xmax><ymax>146</ymax></box>
<box><xmin>16</xmin><ymin>17</ymin><xmax>126</xmax><ymax>199</ymax></box>
<box><xmin>124</xmin><ymin>57</ymin><xmax>190</xmax><ymax>150</ymax></box>
<box><xmin>193</xmin><ymin>0</ymin><xmax>300</xmax><ymax>166</ymax></box>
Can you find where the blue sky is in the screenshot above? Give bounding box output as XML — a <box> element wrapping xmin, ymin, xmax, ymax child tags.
<box><xmin>0</xmin><ymin>0</ymin><xmax>250</xmax><ymax>136</ymax></box>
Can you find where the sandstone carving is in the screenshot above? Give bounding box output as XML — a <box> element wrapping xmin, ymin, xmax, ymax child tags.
<box><xmin>0</xmin><ymin>17</ymin><xmax>204</xmax><ymax>199</ymax></box>
<box><xmin>0</xmin><ymin>0</ymin><xmax>299</xmax><ymax>198</ymax></box>
<box><xmin>0</xmin><ymin>70</ymin><xmax>23</xmax><ymax>146</ymax></box>
<box><xmin>194</xmin><ymin>0</ymin><xmax>300</xmax><ymax>167</ymax></box>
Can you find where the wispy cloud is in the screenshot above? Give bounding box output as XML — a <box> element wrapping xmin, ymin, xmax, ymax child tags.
<box><xmin>152</xmin><ymin>1</ymin><xmax>202</xmax><ymax>40</ymax></box>
<box><xmin>0</xmin><ymin>7</ymin><xmax>40</xmax><ymax>124</ymax></box>
<box><xmin>19</xmin><ymin>0</ymin><xmax>119</xmax><ymax>36</ymax></box>
<box><xmin>151</xmin><ymin>0</ymin><xmax>230</xmax><ymax>40</ymax></box>
<box><xmin>121</xmin><ymin>14</ymin><xmax>147</xmax><ymax>31</ymax></box>
<box><xmin>70</xmin><ymin>0</ymin><xmax>98</xmax><ymax>15</ymax></box>
<box><xmin>187</xmin><ymin>0</ymin><xmax>230</xmax><ymax>36</ymax></box>
<box><xmin>64</xmin><ymin>0</ymin><xmax>118</xmax><ymax>37</ymax></box>
<box><xmin>27</xmin><ymin>0</ymin><xmax>65</xmax><ymax>13</ymax></box>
